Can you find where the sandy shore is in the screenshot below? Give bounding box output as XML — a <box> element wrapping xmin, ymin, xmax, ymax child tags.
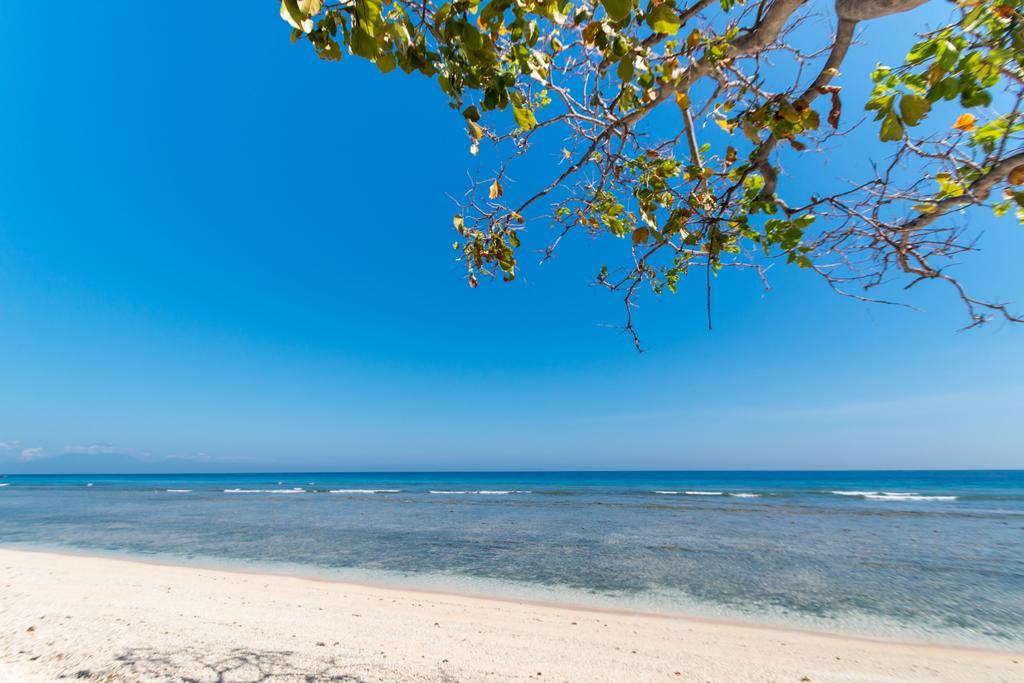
<box><xmin>0</xmin><ymin>548</ymin><xmax>1020</xmax><ymax>682</ymax></box>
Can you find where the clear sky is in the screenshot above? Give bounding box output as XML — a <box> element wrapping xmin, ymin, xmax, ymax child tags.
<box><xmin>0</xmin><ymin>2</ymin><xmax>1021</xmax><ymax>473</ymax></box>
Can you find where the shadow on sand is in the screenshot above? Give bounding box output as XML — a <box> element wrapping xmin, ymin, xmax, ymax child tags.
<box><xmin>63</xmin><ymin>647</ymin><xmax>385</xmax><ymax>682</ymax></box>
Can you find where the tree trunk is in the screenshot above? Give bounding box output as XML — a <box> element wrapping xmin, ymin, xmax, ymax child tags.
<box><xmin>835</xmin><ymin>0</ymin><xmax>930</xmax><ymax>22</ymax></box>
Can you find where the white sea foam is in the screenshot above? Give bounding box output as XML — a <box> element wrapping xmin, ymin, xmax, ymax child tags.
<box><xmin>863</xmin><ymin>493</ymin><xmax>958</xmax><ymax>502</ymax></box>
<box><xmin>477</xmin><ymin>490</ymin><xmax>531</xmax><ymax>495</ymax></box>
<box><xmin>224</xmin><ymin>488</ymin><xmax>305</xmax><ymax>494</ymax></box>
<box><xmin>832</xmin><ymin>490</ymin><xmax>956</xmax><ymax>502</ymax></box>
<box><xmin>328</xmin><ymin>489</ymin><xmax>401</xmax><ymax>494</ymax></box>
<box><xmin>655</xmin><ymin>491</ymin><xmax>761</xmax><ymax>497</ymax></box>
<box><xmin>730</xmin><ymin>493</ymin><xmax>761</xmax><ymax>498</ymax></box>
<box><xmin>0</xmin><ymin>483</ymin><xmax>9</xmax><ymax>487</ymax></box>
<box><xmin>165</xmin><ymin>489</ymin><xmax>192</xmax><ymax>493</ymax></box>
<box><xmin>429</xmin><ymin>490</ymin><xmax>530</xmax><ymax>495</ymax></box>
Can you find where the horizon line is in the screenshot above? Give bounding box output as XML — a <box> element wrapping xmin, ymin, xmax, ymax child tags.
<box><xmin>3</xmin><ymin>468</ymin><xmax>1022</xmax><ymax>477</ymax></box>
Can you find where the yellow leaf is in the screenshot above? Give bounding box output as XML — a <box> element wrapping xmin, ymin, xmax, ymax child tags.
<box><xmin>715</xmin><ymin>118</ymin><xmax>736</xmax><ymax>134</ymax></box>
<box><xmin>563</xmin><ymin>148</ymin><xmax>572</xmax><ymax>159</ymax></box>
<box><xmin>675</xmin><ymin>91</ymin><xmax>690</xmax><ymax>112</ymax></box>
<box><xmin>489</xmin><ymin>180</ymin><xmax>503</xmax><ymax>200</ymax></box>
<box><xmin>953</xmin><ymin>113</ymin><xmax>976</xmax><ymax>132</ymax></box>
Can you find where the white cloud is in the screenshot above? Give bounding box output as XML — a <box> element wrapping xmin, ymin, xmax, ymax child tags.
<box><xmin>0</xmin><ymin>441</ymin><xmax>46</xmax><ymax>462</ymax></box>
<box><xmin>63</xmin><ymin>442</ymin><xmax>127</xmax><ymax>455</ymax></box>
<box><xmin>164</xmin><ymin>451</ymin><xmax>210</xmax><ymax>462</ymax></box>
<box><xmin>19</xmin><ymin>447</ymin><xmax>45</xmax><ymax>462</ymax></box>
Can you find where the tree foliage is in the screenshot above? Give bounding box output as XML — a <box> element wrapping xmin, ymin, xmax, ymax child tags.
<box><xmin>282</xmin><ymin>0</ymin><xmax>1024</xmax><ymax>346</ymax></box>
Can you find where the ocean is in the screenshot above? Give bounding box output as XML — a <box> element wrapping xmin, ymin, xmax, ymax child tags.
<box><xmin>1</xmin><ymin>470</ymin><xmax>1022</xmax><ymax>648</ymax></box>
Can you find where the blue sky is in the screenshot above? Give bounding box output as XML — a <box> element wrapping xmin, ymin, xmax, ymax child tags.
<box><xmin>0</xmin><ymin>2</ymin><xmax>1021</xmax><ymax>473</ymax></box>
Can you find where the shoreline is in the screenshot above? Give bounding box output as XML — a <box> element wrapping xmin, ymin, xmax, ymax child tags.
<box><xmin>1</xmin><ymin>547</ymin><xmax>1021</xmax><ymax>682</ymax></box>
<box><xmin>2</xmin><ymin>543</ymin><xmax>1018</xmax><ymax>657</ymax></box>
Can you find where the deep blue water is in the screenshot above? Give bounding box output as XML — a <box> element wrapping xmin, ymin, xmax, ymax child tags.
<box><xmin>1</xmin><ymin>470</ymin><xmax>1022</xmax><ymax>648</ymax></box>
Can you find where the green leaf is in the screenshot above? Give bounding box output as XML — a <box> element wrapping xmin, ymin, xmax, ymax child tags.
<box><xmin>512</xmin><ymin>103</ymin><xmax>537</xmax><ymax>130</ymax></box>
<box><xmin>906</xmin><ymin>37</ymin><xmax>937</xmax><ymax>64</ymax></box>
<box><xmin>927</xmin><ymin>77</ymin><xmax>960</xmax><ymax>102</ymax></box>
<box><xmin>879</xmin><ymin>110</ymin><xmax>904</xmax><ymax>142</ymax></box>
<box><xmin>280</xmin><ymin>0</ymin><xmax>312</xmax><ymax>32</ymax></box>
<box><xmin>936</xmin><ymin>39</ymin><xmax>959</xmax><ymax>71</ymax></box>
<box><xmin>870</xmin><ymin>64</ymin><xmax>891</xmax><ymax>83</ymax></box>
<box><xmin>282</xmin><ymin>0</ymin><xmax>305</xmax><ymax>24</ymax></box>
<box><xmin>972</xmin><ymin>117</ymin><xmax>1007</xmax><ymax>147</ymax></box>
<box><xmin>374</xmin><ymin>50</ymin><xmax>396</xmax><ymax>73</ymax></box>
<box><xmin>617</xmin><ymin>57</ymin><xmax>634</xmax><ymax>83</ymax></box>
<box><xmin>350</xmin><ymin>28</ymin><xmax>378</xmax><ymax>58</ymax></box>
<box><xmin>961</xmin><ymin>88</ymin><xmax>993</xmax><ymax>108</ymax></box>
<box><xmin>935</xmin><ymin>172</ymin><xmax>965</xmax><ymax>198</ymax></box>
<box><xmin>645</xmin><ymin>5</ymin><xmax>680</xmax><ymax>35</ymax></box>
<box><xmin>898</xmin><ymin>94</ymin><xmax>931</xmax><ymax>127</ymax></box>
<box><xmin>600</xmin><ymin>0</ymin><xmax>631</xmax><ymax>23</ymax></box>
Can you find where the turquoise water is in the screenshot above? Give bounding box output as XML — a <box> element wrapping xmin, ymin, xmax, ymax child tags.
<box><xmin>1</xmin><ymin>470</ymin><xmax>1022</xmax><ymax>648</ymax></box>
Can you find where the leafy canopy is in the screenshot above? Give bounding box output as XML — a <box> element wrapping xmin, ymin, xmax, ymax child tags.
<box><xmin>281</xmin><ymin>0</ymin><xmax>1024</xmax><ymax>346</ymax></box>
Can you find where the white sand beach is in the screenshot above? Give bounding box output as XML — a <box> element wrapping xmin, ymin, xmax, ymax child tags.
<box><xmin>0</xmin><ymin>548</ymin><xmax>1019</xmax><ymax>682</ymax></box>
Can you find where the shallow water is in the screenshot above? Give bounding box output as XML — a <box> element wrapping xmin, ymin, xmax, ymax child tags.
<box><xmin>1</xmin><ymin>470</ymin><xmax>1022</xmax><ymax>648</ymax></box>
